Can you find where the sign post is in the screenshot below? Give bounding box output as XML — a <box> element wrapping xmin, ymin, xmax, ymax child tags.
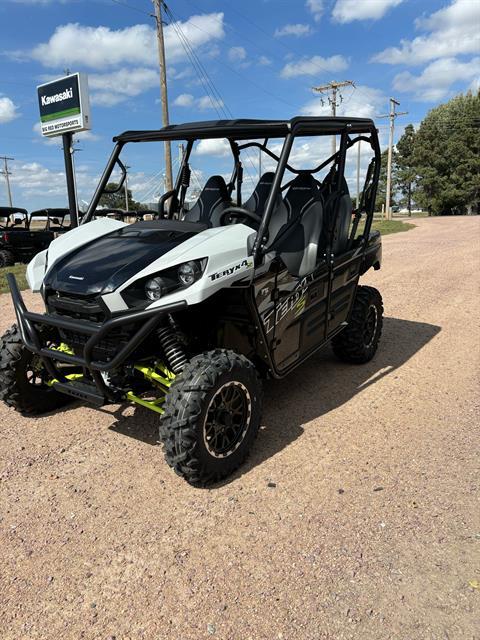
<box><xmin>37</xmin><ymin>73</ymin><xmax>91</xmax><ymax>228</ymax></box>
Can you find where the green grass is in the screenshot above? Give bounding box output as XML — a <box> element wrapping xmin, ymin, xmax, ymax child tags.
<box><xmin>0</xmin><ymin>264</ymin><xmax>28</xmax><ymax>295</ymax></box>
<box><xmin>371</xmin><ymin>219</ymin><xmax>416</xmax><ymax>235</ymax></box>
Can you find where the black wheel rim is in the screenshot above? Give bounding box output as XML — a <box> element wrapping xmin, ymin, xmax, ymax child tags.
<box><xmin>203</xmin><ymin>381</ymin><xmax>252</xmax><ymax>458</ymax></box>
<box><xmin>364</xmin><ymin>305</ymin><xmax>378</xmax><ymax>348</ymax></box>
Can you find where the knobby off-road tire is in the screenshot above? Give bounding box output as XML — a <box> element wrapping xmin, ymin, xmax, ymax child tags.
<box><xmin>332</xmin><ymin>286</ymin><xmax>383</xmax><ymax>364</ymax></box>
<box><xmin>0</xmin><ymin>324</ymin><xmax>73</xmax><ymax>415</ymax></box>
<box><xmin>0</xmin><ymin>249</ymin><xmax>15</xmax><ymax>268</ymax></box>
<box><xmin>159</xmin><ymin>349</ymin><xmax>263</xmax><ymax>486</ymax></box>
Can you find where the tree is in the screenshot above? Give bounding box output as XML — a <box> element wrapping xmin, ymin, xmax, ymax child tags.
<box><xmin>98</xmin><ymin>182</ymin><xmax>147</xmax><ymax>211</ymax></box>
<box><xmin>396</xmin><ymin>124</ymin><xmax>417</xmax><ymax>215</ymax></box>
<box><xmin>413</xmin><ymin>91</ymin><xmax>480</xmax><ymax>215</ymax></box>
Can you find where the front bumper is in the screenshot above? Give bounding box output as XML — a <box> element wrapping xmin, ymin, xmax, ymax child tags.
<box><xmin>7</xmin><ymin>273</ymin><xmax>186</xmax><ymax>402</ymax></box>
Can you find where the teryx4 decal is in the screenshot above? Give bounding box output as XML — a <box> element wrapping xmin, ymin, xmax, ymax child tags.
<box><xmin>209</xmin><ymin>259</ymin><xmax>253</xmax><ymax>282</ymax></box>
<box><xmin>261</xmin><ymin>274</ymin><xmax>314</xmax><ymax>334</ymax></box>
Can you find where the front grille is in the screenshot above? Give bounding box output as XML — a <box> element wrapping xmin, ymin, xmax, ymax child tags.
<box><xmin>46</xmin><ymin>291</ymin><xmax>131</xmax><ymax>362</ymax></box>
<box><xmin>47</xmin><ymin>292</ymin><xmax>106</xmax><ymax>323</ymax></box>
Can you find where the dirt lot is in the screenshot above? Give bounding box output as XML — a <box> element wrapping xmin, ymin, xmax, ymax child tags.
<box><xmin>0</xmin><ymin>216</ymin><xmax>479</xmax><ymax>640</ymax></box>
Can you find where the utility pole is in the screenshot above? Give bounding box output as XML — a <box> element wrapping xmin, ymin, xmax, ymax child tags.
<box><xmin>312</xmin><ymin>80</ymin><xmax>355</xmax><ymax>156</ymax></box>
<box><xmin>379</xmin><ymin>97</ymin><xmax>407</xmax><ymax>221</ymax></box>
<box><xmin>152</xmin><ymin>0</ymin><xmax>173</xmax><ymax>193</ymax></box>
<box><xmin>0</xmin><ymin>156</ymin><xmax>14</xmax><ymax>207</ymax></box>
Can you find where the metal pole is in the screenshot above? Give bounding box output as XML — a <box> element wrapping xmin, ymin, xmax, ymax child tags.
<box><xmin>385</xmin><ymin>99</ymin><xmax>397</xmax><ymax>222</ymax></box>
<box><xmin>1</xmin><ymin>156</ymin><xmax>14</xmax><ymax>206</ymax></box>
<box><xmin>356</xmin><ymin>140</ymin><xmax>361</xmax><ymax>208</ymax></box>
<box><xmin>258</xmin><ymin>146</ymin><xmax>262</xmax><ymax>179</ymax></box>
<box><xmin>153</xmin><ymin>0</ymin><xmax>173</xmax><ymax>193</ymax></box>
<box><xmin>124</xmin><ymin>165</ymin><xmax>130</xmax><ymax>212</ymax></box>
<box><xmin>62</xmin><ymin>132</ymin><xmax>78</xmax><ymax>227</ymax></box>
<box><xmin>331</xmin><ymin>85</ymin><xmax>337</xmax><ymax>157</ymax></box>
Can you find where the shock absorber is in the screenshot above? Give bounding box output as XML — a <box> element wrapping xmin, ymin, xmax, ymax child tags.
<box><xmin>157</xmin><ymin>316</ymin><xmax>188</xmax><ymax>373</ymax></box>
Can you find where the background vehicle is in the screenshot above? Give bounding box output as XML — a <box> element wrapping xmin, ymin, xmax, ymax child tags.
<box><xmin>0</xmin><ymin>207</ymin><xmax>72</xmax><ymax>267</ymax></box>
<box><xmin>1</xmin><ymin>117</ymin><xmax>383</xmax><ymax>485</ymax></box>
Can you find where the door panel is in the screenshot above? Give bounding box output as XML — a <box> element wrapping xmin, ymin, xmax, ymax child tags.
<box><xmin>270</xmin><ymin>261</ymin><xmax>329</xmax><ymax>371</ymax></box>
<box><xmin>327</xmin><ymin>250</ymin><xmax>363</xmax><ymax>335</ymax></box>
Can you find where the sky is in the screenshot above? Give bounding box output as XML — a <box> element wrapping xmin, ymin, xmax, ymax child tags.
<box><xmin>0</xmin><ymin>0</ymin><xmax>479</xmax><ymax>210</ymax></box>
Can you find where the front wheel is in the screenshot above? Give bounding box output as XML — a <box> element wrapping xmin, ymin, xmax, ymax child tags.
<box><xmin>159</xmin><ymin>350</ymin><xmax>263</xmax><ymax>486</ymax></box>
<box><xmin>0</xmin><ymin>324</ymin><xmax>73</xmax><ymax>415</ymax></box>
<box><xmin>332</xmin><ymin>286</ymin><xmax>383</xmax><ymax>364</ymax></box>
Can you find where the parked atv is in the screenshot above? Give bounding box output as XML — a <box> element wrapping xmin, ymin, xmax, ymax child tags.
<box><xmin>0</xmin><ymin>207</ymin><xmax>70</xmax><ymax>267</ymax></box>
<box><xmin>0</xmin><ymin>207</ymin><xmax>29</xmax><ymax>267</ymax></box>
<box><xmin>0</xmin><ymin>117</ymin><xmax>383</xmax><ymax>485</ymax></box>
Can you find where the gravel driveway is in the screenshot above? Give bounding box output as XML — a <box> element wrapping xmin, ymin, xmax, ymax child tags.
<box><xmin>0</xmin><ymin>216</ymin><xmax>479</xmax><ymax>640</ymax></box>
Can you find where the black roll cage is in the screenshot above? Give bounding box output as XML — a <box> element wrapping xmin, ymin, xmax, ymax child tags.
<box><xmin>82</xmin><ymin>117</ymin><xmax>381</xmax><ymax>264</ymax></box>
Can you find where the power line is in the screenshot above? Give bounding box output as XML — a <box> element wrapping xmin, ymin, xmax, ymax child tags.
<box><xmin>312</xmin><ymin>80</ymin><xmax>355</xmax><ymax>155</ymax></box>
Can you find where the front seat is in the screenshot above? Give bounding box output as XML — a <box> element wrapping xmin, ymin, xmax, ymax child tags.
<box><xmin>244</xmin><ymin>172</ymin><xmax>288</xmax><ymax>242</ymax></box>
<box><xmin>271</xmin><ymin>173</ymin><xmax>323</xmax><ymax>278</ymax></box>
<box><xmin>183</xmin><ymin>175</ymin><xmax>229</xmax><ymax>227</ymax></box>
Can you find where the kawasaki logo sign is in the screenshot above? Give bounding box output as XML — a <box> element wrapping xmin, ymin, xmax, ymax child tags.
<box><xmin>37</xmin><ymin>73</ymin><xmax>91</xmax><ymax>137</ymax></box>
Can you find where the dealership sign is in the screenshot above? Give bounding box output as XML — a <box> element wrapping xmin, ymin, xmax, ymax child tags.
<box><xmin>37</xmin><ymin>73</ymin><xmax>91</xmax><ymax>137</ymax></box>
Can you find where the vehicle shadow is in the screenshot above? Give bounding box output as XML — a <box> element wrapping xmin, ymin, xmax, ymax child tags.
<box><xmin>107</xmin><ymin>317</ymin><xmax>441</xmax><ymax>480</ymax></box>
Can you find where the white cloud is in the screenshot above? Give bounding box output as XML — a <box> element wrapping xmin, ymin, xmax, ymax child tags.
<box><xmin>88</xmin><ymin>68</ymin><xmax>159</xmax><ymax>106</ymax></box>
<box><xmin>301</xmin><ymin>84</ymin><xmax>385</xmax><ymax>119</ymax></box>
<box><xmin>393</xmin><ymin>57</ymin><xmax>480</xmax><ymax>101</ymax></box>
<box><xmin>194</xmin><ymin>138</ymin><xmax>230</xmax><ymax>157</ymax></box>
<box><xmin>280</xmin><ymin>55</ymin><xmax>349</xmax><ymax>78</ymax></box>
<box><xmin>10</xmin><ymin>161</ymin><xmax>97</xmax><ymax>201</ymax></box>
<box><xmin>196</xmin><ymin>96</ymin><xmax>224</xmax><ymax>110</ymax></box>
<box><xmin>373</xmin><ymin>0</ymin><xmax>480</xmax><ymax>65</ymax></box>
<box><xmin>274</xmin><ymin>23</ymin><xmax>313</xmax><ymax>38</ymax></box>
<box><xmin>332</xmin><ymin>0</ymin><xmax>403</xmax><ymax>23</ymax></box>
<box><xmin>306</xmin><ymin>0</ymin><xmax>324</xmax><ymax>23</ymax></box>
<box><xmin>0</xmin><ymin>96</ymin><xmax>19</xmax><ymax>123</ymax></box>
<box><xmin>29</xmin><ymin>13</ymin><xmax>225</xmax><ymax>69</ymax></box>
<box><xmin>173</xmin><ymin>95</ymin><xmax>224</xmax><ymax>110</ymax></box>
<box><xmin>228</xmin><ymin>46</ymin><xmax>247</xmax><ymax>63</ymax></box>
<box><xmin>173</xmin><ymin>93</ymin><xmax>195</xmax><ymax>107</ymax></box>
<box><xmin>258</xmin><ymin>55</ymin><xmax>272</xmax><ymax>66</ymax></box>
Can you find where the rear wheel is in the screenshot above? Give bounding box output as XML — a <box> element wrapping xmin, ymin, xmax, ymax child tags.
<box><xmin>332</xmin><ymin>286</ymin><xmax>383</xmax><ymax>364</ymax></box>
<box><xmin>159</xmin><ymin>349</ymin><xmax>263</xmax><ymax>486</ymax></box>
<box><xmin>0</xmin><ymin>324</ymin><xmax>73</xmax><ymax>415</ymax></box>
<box><xmin>0</xmin><ymin>249</ymin><xmax>15</xmax><ymax>268</ymax></box>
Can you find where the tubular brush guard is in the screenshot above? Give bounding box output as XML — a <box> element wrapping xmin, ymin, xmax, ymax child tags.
<box><xmin>7</xmin><ymin>273</ymin><xmax>186</xmax><ymax>403</ymax></box>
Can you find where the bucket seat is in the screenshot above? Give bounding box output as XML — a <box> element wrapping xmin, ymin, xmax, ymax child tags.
<box><xmin>271</xmin><ymin>173</ymin><xmax>324</xmax><ymax>278</ymax></box>
<box><xmin>183</xmin><ymin>175</ymin><xmax>230</xmax><ymax>227</ymax></box>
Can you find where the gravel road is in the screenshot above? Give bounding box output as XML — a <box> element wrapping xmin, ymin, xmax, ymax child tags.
<box><xmin>0</xmin><ymin>216</ymin><xmax>479</xmax><ymax>640</ymax></box>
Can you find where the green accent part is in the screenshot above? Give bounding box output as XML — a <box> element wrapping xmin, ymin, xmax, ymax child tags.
<box><xmin>51</xmin><ymin>342</ymin><xmax>75</xmax><ymax>355</ymax></box>
<box><xmin>127</xmin><ymin>391</ymin><xmax>165</xmax><ymax>415</ymax></box>
<box><xmin>41</xmin><ymin>107</ymin><xmax>81</xmax><ymax>123</ymax></box>
<box><xmin>47</xmin><ymin>373</ymin><xmax>84</xmax><ymax>387</ymax></box>
<box><xmin>134</xmin><ymin>363</ymin><xmax>175</xmax><ymax>388</ymax></box>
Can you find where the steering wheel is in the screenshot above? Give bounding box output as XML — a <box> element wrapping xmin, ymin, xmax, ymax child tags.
<box><xmin>219</xmin><ymin>206</ymin><xmax>262</xmax><ymax>228</ymax></box>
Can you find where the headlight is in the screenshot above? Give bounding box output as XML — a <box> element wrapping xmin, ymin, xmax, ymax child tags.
<box><xmin>145</xmin><ymin>276</ymin><xmax>165</xmax><ymax>301</ymax></box>
<box><xmin>178</xmin><ymin>261</ymin><xmax>201</xmax><ymax>286</ymax></box>
<box><xmin>121</xmin><ymin>258</ymin><xmax>207</xmax><ymax>308</ymax></box>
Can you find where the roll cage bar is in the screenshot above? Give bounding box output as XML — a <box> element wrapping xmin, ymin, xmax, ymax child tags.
<box><xmin>83</xmin><ymin>117</ymin><xmax>380</xmax><ymax>264</ymax></box>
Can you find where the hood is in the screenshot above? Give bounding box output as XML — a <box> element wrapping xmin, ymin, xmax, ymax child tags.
<box><xmin>44</xmin><ymin>220</ymin><xmax>206</xmax><ymax>295</ymax></box>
